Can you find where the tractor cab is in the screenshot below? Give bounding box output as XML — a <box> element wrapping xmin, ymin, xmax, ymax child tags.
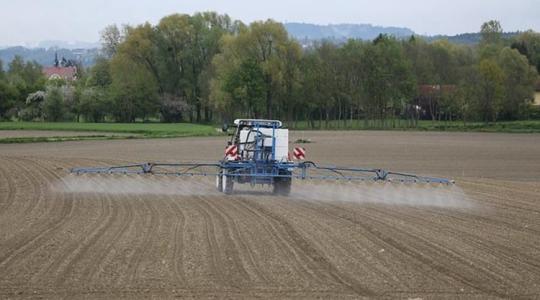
<box><xmin>225</xmin><ymin>119</ymin><xmax>290</xmax><ymax>162</ymax></box>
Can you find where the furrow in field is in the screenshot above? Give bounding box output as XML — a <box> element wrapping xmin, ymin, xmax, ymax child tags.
<box><xmin>51</xmin><ymin>176</ymin><xmax>119</xmax><ymax>287</ymax></box>
<box><xmin>377</xmin><ymin>205</ymin><xmax>540</xmax><ymax>268</ymax></box>
<box><xmin>174</xmin><ymin>196</ymin><xmax>222</xmax><ymax>289</ymax></box>
<box><xmin>420</xmin><ymin>203</ymin><xmax>540</xmax><ymax>236</ymax></box>
<box><xmin>256</xmin><ymin>197</ymin><xmax>461</xmax><ymax>295</ymax></box>
<box><xmin>17</xmin><ymin>157</ymin><xmax>73</xmax><ymax>223</ymax></box>
<box><xmin>127</xmin><ymin>195</ymin><xmax>183</xmax><ymax>291</ymax></box>
<box><xmin>303</xmin><ymin>200</ymin><xmax>519</xmax><ymax>298</ymax></box>
<box><xmin>200</xmin><ymin>194</ymin><xmax>350</xmax><ymax>293</ymax></box>
<box><xmin>464</xmin><ymin>179</ymin><xmax>540</xmax><ymax>196</ymax></box>
<box><xmin>196</xmin><ymin>198</ymin><xmax>254</xmax><ymax>285</ymax></box>
<box><xmin>79</xmin><ymin>175</ymin><xmax>150</xmax><ymax>290</ymax></box>
<box><xmin>0</xmin><ymin>157</ymin><xmax>15</xmax><ymax>212</ymax></box>
<box><xmin>4</xmin><ymin>157</ymin><xmax>42</xmax><ymax>219</ymax></box>
<box><xmin>81</xmin><ymin>198</ymin><xmax>135</xmax><ymax>285</ymax></box>
<box><xmin>236</xmin><ymin>197</ymin><xmax>377</xmax><ymax>297</ymax></box>
<box><xmin>267</xmin><ymin>197</ymin><xmax>411</xmax><ymax>292</ymax></box>
<box><xmin>124</xmin><ymin>191</ymin><xmax>161</xmax><ymax>286</ymax></box>
<box><xmin>167</xmin><ymin>196</ymin><xmax>187</xmax><ymax>286</ymax></box>
<box><xmin>0</xmin><ymin>158</ymin><xmax>36</xmax><ymax>242</ymax></box>
<box><xmin>231</xmin><ymin>196</ymin><xmax>327</xmax><ymax>285</ymax></box>
<box><xmin>75</xmin><ymin>173</ymin><xmax>160</xmax><ymax>289</ymax></box>
<box><xmin>0</xmin><ymin>158</ymin><xmax>74</xmax><ymax>276</ymax></box>
<box><xmin>187</xmin><ymin>195</ymin><xmax>232</xmax><ymax>288</ymax></box>
<box><xmin>257</xmin><ymin>198</ymin><xmax>480</xmax><ymax>296</ymax></box>
<box><xmin>207</xmin><ymin>197</ymin><xmax>272</xmax><ymax>285</ymax></box>
<box><xmin>362</xmin><ymin>203</ymin><xmax>540</xmax><ymax>290</ymax></box>
<box><xmin>462</xmin><ymin>180</ymin><xmax>540</xmax><ymax>214</ymax></box>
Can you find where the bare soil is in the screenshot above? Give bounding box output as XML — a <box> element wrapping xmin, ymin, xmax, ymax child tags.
<box><xmin>0</xmin><ymin>131</ymin><xmax>539</xmax><ymax>299</ymax></box>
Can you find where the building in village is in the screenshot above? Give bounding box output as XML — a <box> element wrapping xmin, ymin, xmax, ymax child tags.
<box><xmin>42</xmin><ymin>53</ymin><xmax>78</xmax><ymax>81</ymax></box>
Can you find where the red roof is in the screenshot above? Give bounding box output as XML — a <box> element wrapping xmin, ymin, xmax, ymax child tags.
<box><xmin>43</xmin><ymin>66</ymin><xmax>77</xmax><ymax>81</ymax></box>
<box><xmin>418</xmin><ymin>84</ymin><xmax>456</xmax><ymax>97</ymax></box>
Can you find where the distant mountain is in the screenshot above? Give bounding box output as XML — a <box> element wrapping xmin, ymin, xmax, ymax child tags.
<box><xmin>284</xmin><ymin>22</ymin><xmax>415</xmax><ymax>42</ymax></box>
<box><xmin>0</xmin><ymin>46</ymin><xmax>99</xmax><ymax>68</ymax></box>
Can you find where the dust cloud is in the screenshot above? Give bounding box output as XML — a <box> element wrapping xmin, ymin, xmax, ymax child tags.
<box><xmin>54</xmin><ymin>175</ymin><xmax>472</xmax><ymax>208</ymax></box>
<box><xmin>53</xmin><ymin>174</ymin><xmax>220</xmax><ymax>196</ymax></box>
<box><xmin>291</xmin><ymin>181</ymin><xmax>473</xmax><ymax>208</ymax></box>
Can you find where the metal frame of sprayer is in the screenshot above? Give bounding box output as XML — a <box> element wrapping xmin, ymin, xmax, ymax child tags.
<box><xmin>70</xmin><ymin>119</ymin><xmax>454</xmax><ymax>196</ymax></box>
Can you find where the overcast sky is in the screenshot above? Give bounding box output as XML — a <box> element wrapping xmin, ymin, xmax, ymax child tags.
<box><xmin>1</xmin><ymin>0</ymin><xmax>539</xmax><ymax>46</ymax></box>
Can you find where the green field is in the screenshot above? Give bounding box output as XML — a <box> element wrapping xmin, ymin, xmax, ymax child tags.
<box><xmin>0</xmin><ymin>122</ymin><xmax>221</xmax><ymax>143</ymax></box>
<box><xmin>285</xmin><ymin>119</ymin><xmax>540</xmax><ymax>133</ymax></box>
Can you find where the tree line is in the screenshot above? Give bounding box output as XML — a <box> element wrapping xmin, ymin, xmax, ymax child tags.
<box><xmin>0</xmin><ymin>13</ymin><xmax>539</xmax><ymax>128</ymax></box>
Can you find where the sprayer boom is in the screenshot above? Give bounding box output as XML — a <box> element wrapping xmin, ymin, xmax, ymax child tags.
<box><xmin>71</xmin><ymin>161</ymin><xmax>452</xmax><ymax>183</ymax></box>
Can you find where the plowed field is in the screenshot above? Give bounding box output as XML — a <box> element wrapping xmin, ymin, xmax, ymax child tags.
<box><xmin>1</xmin><ymin>131</ymin><xmax>539</xmax><ymax>299</ymax></box>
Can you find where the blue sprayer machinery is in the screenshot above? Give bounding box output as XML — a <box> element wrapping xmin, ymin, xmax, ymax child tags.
<box><xmin>71</xmin><ymin>119</ymin><xmax>454</xmax><ymax>196</ymax></box>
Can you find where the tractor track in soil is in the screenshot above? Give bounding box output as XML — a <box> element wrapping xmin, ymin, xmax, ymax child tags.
<box><xmin>298</xmin><ymin>201</ymin><xmax>514</xmax><ymax>297</ymax></box>
<box><xmin>1</xmin><ymin>131</ymin><xmax>540</xmax><ymax>298</ymax></box>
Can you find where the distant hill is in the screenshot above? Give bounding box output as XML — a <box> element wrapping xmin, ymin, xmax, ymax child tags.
<box><xmin>0</xmin><ymin>46</ymin><xmax>99</xmax><ymax>68</ymax></box>
<box><xmin>0</xmin><ymin>23</ymin><xmax>524</xmax><ymax>69</ymax></box>
<box><xmin>423</xmin><ymin>32</ymin><xmax>520</xmax><ymax>45</ymax></box>
<box><xmin>284</xmin><ymin>22</ymin><xmax>415</xmax><ymax>41</ymax></box>
<box><xmin>35</xmin><ymin>40</ymin><xmax>100</xmax><ymax>50</ymax></box>
<box><xmin>284</xmin><ymin>22</ymin><xmax>521</xmax><ymax>46</ymax></box>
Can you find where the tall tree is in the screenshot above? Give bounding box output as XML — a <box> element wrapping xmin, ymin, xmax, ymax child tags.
<box><xmin>117</xmin><ymin>23</ymin><xmax>163</xmax><ymax>93</ymax></box>
<box><xmin>78</xmin><ymin>87</ymin><xmax>111</xmax><ymax>122</ymax></box>
<box><xmin>477</xmin><ymin>59</ymin><xmax>505</xmax><ymax>122</ymax></box>
<box><xmin>511</xmin><ymin>30</ymin><xmax>540</xmax><ymax>72</ymax></box>
<box><xmin>0</xmin><ymin>80</ymin><xmax>18</xmax><ymax>119</ymax></box>
<box><xmin>86</xmin><ymin>57</ymin><xmax>112</xmax><ymax>87</ymax></box>
<box><xmin>315</xmin><ymin>41</ymin><xmax>339</xmax><ymax>127</ymax></box>
<box><xmin>497</xmin><ymin>47</ymin><xmax>538</xmax><ymax>119</ymax></box>
<box><xmin>278</xmin><ymin>40</ymin><xmax>302</xmax><ymax>123</ymax></box>
<box><xmin>481</xmin><ymin>20</ymin><xmax>503</xmax><ymax>45</ymax></box>
<box><xmin>44</xmin><ymin>87</ymin><xmax>65</xmax><ymax>121</ymax></box>
<box><xmin>362</xmin><ymin>35</ymin><xmax>415</xmax><ymax>126</ymax></box>
<box><xmin>298</xmin><ymin>50</ymin><xmax>323</xmax><ymax>128</ymax></box>
<box><xmin>339</xmin><ymin>39</ymin><xmax>366</xmax><ymax>125</ymax></box>
<box><xmin>211</xmin><ymin>19</ymin><xmax>300</xmax><ymax>119</ymax></box>
<box><xmin>480</xmin><ymin>20</ymin><xmax>504</xmax><ymax>59</ymax></box>
<box><xmin>109</xmin><ymin>13</ymin><xmax>235</xmax><ymax>122</ymax></box>
<box><xmin>101</xmin><ymin>24</ymin><xmax>123</xmax><ymax>58</ymax></box>
<box><xmin>110</xmin><ymin>54</ymin><xmax>160</xmax><ymax>122</ymax></box>
<box><xmin>7</xmin><ymin>56</ymin><xmax>45</xmax><ymax>111</ymax></box>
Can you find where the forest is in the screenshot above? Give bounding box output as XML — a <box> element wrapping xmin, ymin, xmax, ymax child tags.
<box><xmin>0</xmin><ymin>13</ymin><xmax>539</xmax><ymax>128</ymax></box>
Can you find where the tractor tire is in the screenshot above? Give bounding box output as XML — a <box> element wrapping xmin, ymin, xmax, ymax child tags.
<box><xmin>216</xmin><ymin>170</ymin><xmax>223</xmax><ymax>192</ymax></box>
<box><xmin>273</xmin><ymin>178</ymin><xmax>291</xmax><ymax>196</ymax></box>
<box><xmin>222</xmin><ymin>170</ymin><xmax>234</xmax><ymax>195</ymax></box>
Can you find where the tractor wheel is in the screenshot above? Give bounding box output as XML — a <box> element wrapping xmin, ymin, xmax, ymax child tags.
<box><xmin>273</xmin><ymin>178</ymin><xmax>291</xmax><ymax>196</ymax></box>
<box><xmin>222</xmin><ymin>170</ymin><xmax>234</xmax><ymax>195</ymax></box>
<box><xmin>216</xmin><ymin>170</ymin><xmax>223</xmax><ymax>192</ymax></box>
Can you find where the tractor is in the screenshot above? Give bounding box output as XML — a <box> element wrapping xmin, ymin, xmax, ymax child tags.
<box><xmin>217</xmin><ymin>119</ymin><xmax>294</xmax><ymax>195</ymax></box>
